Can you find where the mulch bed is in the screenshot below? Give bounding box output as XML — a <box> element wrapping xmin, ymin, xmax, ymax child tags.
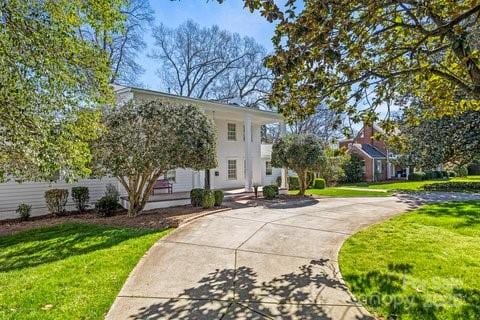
<box><xmin>0</xmin><ymin>205</ymin><xmax>230</xmax><ymax>236</ymax></box>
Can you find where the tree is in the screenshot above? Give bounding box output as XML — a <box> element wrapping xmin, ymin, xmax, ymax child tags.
<box><xmin>231</xmin><ymin>1</ymin><xmax>480</xmax><ymax>123</ymax></box>
<box><xmin>0</xmin><ymin>0</ymin><xmax>124</xmax><ymax>182</ymax></box>
<box><xmin>93</xmin><ymin>99</ymin><xmax>217</xmax><ymax>216</ymax></box>
<box><xmin>271</xmin><ymin>134</ymin><xmax>324</xmax><ymax>196</ymax></box>
<box><xmin>315</xmin><ymin>148</ymin><xmax>348</xmax><ymax>186</ymax></box>
<box><xmin>395</xmin><ymin>111</ymin><xmax>480</xmax><ymax>170</ymax></box>
<box><xmin>290</xmin><ymin>105</ymin><xmax>344</xmax><ymax>143</ymax></box>
<box><xmin>79</xmin><ymin>0</ymin><xmax>154</xmax><ymax>85</ymax></box>
<box><xmin>150</xmin><ymin>20</ymin><xmax>271</xmax><ymax>107</ymax></box>
<box><xmin>341</xmin><ymin>154</ymin><xmax>364</xmax><ymax>184</ymax></box>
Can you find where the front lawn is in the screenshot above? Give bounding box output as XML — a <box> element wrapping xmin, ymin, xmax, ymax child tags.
<box><xmin>339</xmin><ymin>201</ymin><xmax>480</xmax><ymax>319</ymax></box>
<box><xmin>0</xmin><ymin>223</ymin><xmax>170</xmax><ymax>319</ymax></box>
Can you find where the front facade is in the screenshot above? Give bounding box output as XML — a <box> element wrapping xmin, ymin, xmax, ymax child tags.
<box><xmin>114</xmin><ymin>85</ymin><xmax>286</xmax><ymax>194</ymax></box>
<box><xmin>339</xmin><ymin>123</ymin><xmax>407</xmax><ymax>182</ymax></box>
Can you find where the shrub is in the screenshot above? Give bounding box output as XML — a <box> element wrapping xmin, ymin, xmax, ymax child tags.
<box><xmin>467</xmin><ymin>160</ymin><xmax>480</xmax><ymax>175</ymax></box>
<box><xmin>95</xmin><ymin>196</ymin><xmax>118</xmax><ymax>217</ymax></box>
<box><xmin>202</xmin><ymin>190</ymin><xmax>215</xmax><ymax>209</ymax></box>
<box><xmin>44</xmin><ymin>189</ymin><xmax>69</xmax><ymax>216</ymax></box>
<box><xmin>341</xmin><ymin>154</ymin><xmax>364</xmax><ymax>183</ymax></box>
<box><xmin>423</xmin><ymin>182</ymin><xmax>480</xmax><ymax>192</ymax></box>
<box><xmin>408</xmin><ymin>172</ymin><xmax>426</xmax><ymax>181</ymax></box>
<box><xmin>16</xmin><ymin>203</ymin><xmax>31</xmax><ymax>221</ymax></box>
<box><xmin>190</xmin><ymin>188</ymin><xmax>204</xmax><ymax>207</ymax></box>
<box><xmin>213</xmin><ymin>190</ymin><xmax>224</xmax><ymax>206</ymax></box>
<box><xmin>71</xmin><ymin>186</ymin><xmax>90</xmax><ymax>212</ymax></box>
<box><xmin>313</xmin><ymin>178</ymin><xmax>326</xmax><ymax>189</ymax></box>
<box><xmin>454</xmin><ymin>166</ymin><xmax>468</xmax><ymax>177</ymax></box>
<box><xmin>288</xmin><ymin>176</ymin><xmax>300</xmax><ymax>190</ymax></box>
<box><xmin>105</xmin><ymin>183</ymin><xmax>120</xmax><ymax>202</ymax></box>
<box><xmin>424</xmin><ymin>170</ymin><xmax>447</xmax><ymax>180</ymax></box>
<box><xmin>447</xmin><ymin>171</ymin><xmax>456</xmax><ymax>178</ymax></box>
<box><xmin>263</xmin><ymin>185</ymin><xmax>278</xmax><ymax>200</ymax></box>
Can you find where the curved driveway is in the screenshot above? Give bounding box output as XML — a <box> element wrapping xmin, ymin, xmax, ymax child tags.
<box><xmin>107</xmin><ymin>196</ymin><xmax>414</xmax><ymax>319</ymax></box>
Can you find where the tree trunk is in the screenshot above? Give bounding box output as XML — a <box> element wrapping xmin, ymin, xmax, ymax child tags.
<box><xmin>204</xmin><ymin>169</ymin><xmax>210</xmax><ymax>190</ymax></box>
<box><xmin>119</xmin><ymin>171</ymin><xmax>164</xmax><ymax>217</ymax></box>
<box><xmin>298</xmin><ymin>169</ymin><xmax>307</xmax><ymax>196</ymax></box>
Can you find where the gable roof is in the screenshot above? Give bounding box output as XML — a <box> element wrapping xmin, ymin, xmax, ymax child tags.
<box><xmin>361</xmin><ymin>144</ymin><xmax>386</xmax><ymax>158</ymax></box>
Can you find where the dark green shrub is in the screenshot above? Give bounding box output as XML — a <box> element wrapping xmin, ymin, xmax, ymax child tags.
<box><xmin>408</xmin><ymin>172</ymin><xmax>426</xmax><ymax>181</ymax></box>
<box><xmin>423</xmin><ymin>182</ymin><xmax>480</xmax><ymax>192</ymax></box>
<box><xmin>72</xmin><ymin>186</ymin><xmax>89</xmax><ymax>212</ymax></box>
<box><xmin>95</xmin><ymin>196</ymin><xmax>118</xmax><ymax>217</ymax></box>
<box><xmin>44</xmin><ymin>189</ymin><xmax>69</xmax><ymax>216</ymax></box>
<box><xmin>341</xmin><ymin>154</ymin><xmax>364</xmax><ymax>183</ymax></box>
<box><xmin>16</xmin><ymin>203</ymin><xmax>31</xmax><ymax>221</ymax></box>
<box><xmin>467</xmin><ymin>160</ymin><xmax>480</xmax><ymax>175</ymax></box>
<box><xmin>288</xmin><ymin>176</ymin><xmax>299</xmax><ymax>190</ymax></box>
<box><xmin>190</xmin><ymin>188</ymin><xmax>204</xmax><ymax>207</ymax></box>
<box><xmin>454</xmin><ymin>166</ymin><xmax>468</xmax><ymax>177</ymax></box>
<box><xmin>202</xmin><ymin>190</ymin><xmax>215</xmax><ymax>209</ymax></box>
<box><xmin>447</xmin><ymin>171</ymin><xmax>456</xmax><ymax>178</ymax></box>
<box><xmin>263</xmin><ymin>185</ymin><xmax>278</xmax><ymax>200</ymax></box>
<box><xmin>425</xmin><ymin>171</ymin><xmax>446</xmax><ymax>180</ymax></box>
<box><xmin>313</xmin><ymin>178</ymin><xmax>326</xmax><ymax>189</ymax></box>
<box><xmin>213</xmin><ymin>190</ymin><xmax>224</xmax><ymax>206</ymax></box>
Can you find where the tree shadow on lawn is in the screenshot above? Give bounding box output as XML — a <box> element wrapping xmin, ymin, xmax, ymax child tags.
<box><xmin>129</xmin><ymin>258</ymin><xmax>373</xmax><ymax>320</ymax></box>
<box><xmin>0</xmin><ymin>223</ymin><xmax>157</xmax><ymax>272</ymax></box>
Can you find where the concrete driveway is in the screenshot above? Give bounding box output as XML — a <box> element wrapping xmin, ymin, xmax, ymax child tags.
<box><xmin>107</xmin><ymin>197</ymin><xmax>413</xmax><ymax>319</ymax></box>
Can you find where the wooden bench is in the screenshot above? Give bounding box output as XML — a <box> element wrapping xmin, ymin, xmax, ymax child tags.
<box><xmin>152</xmin><ymin>179</ymin><xmax>173</xmax><ymax>194</ymax></box>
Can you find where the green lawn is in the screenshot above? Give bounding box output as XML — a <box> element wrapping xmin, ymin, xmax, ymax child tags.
<box><xmin>0</xmin><ymin>223</ymin><xmax>170</xmax><ymax>320</ymax></box>
<box><xmin>339</xmin><ymin>201</ymin><xmax>480</xmax><ymax>319</ymax></box>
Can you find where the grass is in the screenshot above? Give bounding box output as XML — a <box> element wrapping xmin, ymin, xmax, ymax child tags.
<box><xmin>0</xmin><ymin>223</ymin><xmax>170</xmax><ymax>320</ymax></box>
<box><xmin>289</xmin><ymin>176</ymin><xmax>480</xmax><ymax>197</ymax></box>
<box><xmin>339</xmin><ymin>201</ymin><xmax>480</xmax><ymax>319</ymax></box>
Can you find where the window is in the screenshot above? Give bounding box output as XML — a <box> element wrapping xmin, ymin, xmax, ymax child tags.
<box><xmin>227</xmin><ymin>160</ymin><xmax>237</xmax><ymax>180</ymax></box>
<box><xmin>165</xmin><ymin>170</ymin><xmax>176</xmax><ymax>182</ymax></box>
<box><xmin>227</xmin><ymin>123</ymin><xmax>236</xmax><ymax>141</ymax></box>
<box><xmin>375</xmin><ymin>160</ymin><xmax>383</xmax><ymax>174</ymax></box>
<box><xmin>360</xmin><ymin>160</ymin><xmax>366</xmax><ymax>174</ymax></box>
<box><xmin>265</xmin><ymin>161</ymin><xmax>272</xmax><ymax>176</ymax></box>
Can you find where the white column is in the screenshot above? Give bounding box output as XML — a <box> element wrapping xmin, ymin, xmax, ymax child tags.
<box><xmin>406</xmin><ymin>166</ymin><xmax>410</xmax><ymax>180</ymax></box>
<box><xmin>280</xmin><ymin>121</ymin><xmax>288</xmax><ymax>190</ymax></box>
<box><xmin>244</xmin><ymin>115</ymin><xmax>253</xmax><ymax>192</ymax></box>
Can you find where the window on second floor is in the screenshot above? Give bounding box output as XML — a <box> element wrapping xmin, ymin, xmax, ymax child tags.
<box><xmin>227</xmin><ymin>123</ymin><xmax>236</xmax><ymax>141</ymax></box>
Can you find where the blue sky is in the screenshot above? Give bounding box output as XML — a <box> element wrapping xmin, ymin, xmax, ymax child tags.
<box><xmin>139</xmin><ymin>0</ymin><xmax>276</xmax><ymax>89</ymax></box>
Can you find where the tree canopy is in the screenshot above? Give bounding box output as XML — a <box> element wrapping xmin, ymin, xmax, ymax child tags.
<box><xmin>271</xmin><ymin>134</ymin><xmax>324</xmax><ymax>196</ymax></box>
<box><xmin>232</xmin><ymin>1</ymin><xmax>480</xmax><ymax>124</ymax></box>
<box><xmin>93</xmin><ymin>99</ymin><xmax>217</xmax><ymax>216</ymax></box>
<box><xmin>0</xmin><ymin>0</ymin><xmax>125</xmax><ymax>181</ymax></box>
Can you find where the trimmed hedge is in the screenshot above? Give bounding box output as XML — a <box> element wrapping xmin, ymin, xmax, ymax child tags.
<box><xmin>313</xmin><ymin>178</ymin><xmax>326</xmax><ymax>189</ymax></box>
<box><xmin>423</xmin><ymin>182</ymin><xmax>480</xmax><ymax>192</ymax></box>
<box><xmin>190</xmin><ymin>188</ymin><xmax>204</xmax><ymax>207</ymax></box>
<box><xmin>213</xmin><ymin>190</ymin><xmax>224</xmax><ymax>206</ymax></box>
<box><xmin>408</xmin><ymin>172</ymin><xmax>426</xmax><ymax>181</ymax></box>
<box><xmin>72</xmin><ymin>186</ymin><xmax>89</xmax><ymax>212</ymax></box>
<box><xmin>263</xmin><ymin>185</ymin><xmax>278</xmax><ymax>200</ymax></box>
<box><xmin>202</xmin><ymin>190</ymin><xmax>215</xmax><ymax>209</ymax></box>
<box><xmin>288</xmin><ymin>176</ymin><xmax>300</xmax><ymax>190</ymax></box>
<box><xmin>424</xmin><ymin>170</ymin><xmax>449</xmax><ymax>180</ymax></box>
<box><xmin>95</xmin><ymin>196</ymin><xmax>118</xmax><ymax>217</ymax></box>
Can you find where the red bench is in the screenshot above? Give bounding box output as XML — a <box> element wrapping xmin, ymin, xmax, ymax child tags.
<box><xmin>152</xmin><ymin>179</ymin><xmax>173</xmax><ymax>194</ymax></box>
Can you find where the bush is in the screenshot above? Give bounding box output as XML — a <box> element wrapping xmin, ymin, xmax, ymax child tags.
<box><xmin>288</xmin><ymin>176</ymin><xmax>300</xmax><ymax>190</ymax></box>
<box><xmin>263</xmin><ymin>185</ymin><xmax>278</xmax><ymax>200</ymax></box>
<box><xmin>447</xmin><ymin>171</ymin><xmax>456</xmax><ymax>178</ymax></box>
<box><xmin>213</xmin><ymin>190</ymin><xmax>224</xmax><ymax>206</ymax></box>
<box><xmin>423</xmin><ymin>182</ymin><xmax>480</xmax><ymax>192</ymax></box>
<box><xmin>71</xmin><ymin>186</ymin><xmax>89</xmax><ymax>212</ymax></box>
<box><xmin>202</xmin><ymin>190</ymin><xmax>215</xmax><ymax>209</ymax></box>
<box><xmin>190</xmin><ymin>188</ymin><xmax>204</xmax><ymax>207</ymax></box>
<box><xmin>408</xmin><ymin>172</ymin><xmax>426</xmax><ymax>181</ymax></box>
<box><xmin>313</xmin><ymin>178</ymin><xmax>326</xmax><ymax>189</ymax></box>
<box><xmin>467</xmin><ymin>160</ymin><xmax>480</xmax><ymax>175</ymax></box>
<box><xmin>341</xmin><ymin>154</ymin><xmax>364</xmax><ymax>183</ymax></box>
<box><xmin>105</xmin><ymin>183</ymin><xmax>120</xmax><ymax>202</ymax></box>
<box><xmin>454</xmin><ymin>166</ymin><xmax>468</xmax><ymax>177</ymax></box>
<box><xmin>44</xmin><ymin>189</ymin><xmax>69</xmax><ymax>216</ymax></box>
<box><xmin>424</xmin><ymin>170</ymin><xmax>448</xmax><ymax>180</ymax></box>
<box><xmin>95</xmin><ymin>196</ymin><xmax>118</xmax><ymax>217</ymax></box>
<box><xmin>16</xmin><ymin>203</ymin><xmax>31</xmax><ymax>221</ymax></box>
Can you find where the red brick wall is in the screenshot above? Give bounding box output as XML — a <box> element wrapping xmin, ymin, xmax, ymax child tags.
<box><xmin>353</xmin><ymin>125</ymin><xmax>387</xmax><ymax>154</ymax></box>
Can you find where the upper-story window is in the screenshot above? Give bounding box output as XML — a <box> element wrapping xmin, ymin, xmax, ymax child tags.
<box><xmin>227</xmin><ymin>123</ymin><xmax>236</xmax><ymax>141</ymax></box>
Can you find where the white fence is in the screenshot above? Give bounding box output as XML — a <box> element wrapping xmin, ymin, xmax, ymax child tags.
<box><xmin>0</xmin><ymin>178</ymin><xmax>119</xmax><ymax>220</ymax></box>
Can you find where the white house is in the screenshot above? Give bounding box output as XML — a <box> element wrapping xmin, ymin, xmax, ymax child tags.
<box><xmin>114</xmin><ymin>85</ymin><xmax>287</xmax><ymax>197</ymax></box>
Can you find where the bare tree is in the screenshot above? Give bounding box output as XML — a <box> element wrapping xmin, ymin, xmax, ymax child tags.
<box><xmin>79</xmin><ymin>0</ymin><xmax>153</xmax><ymax>85</ymax></box>
<box><xmin>150</xmin><ymin>20</ymin><xmax>271</xmax><ymax>107</ymax></box>
<box><xmin>290</xmin><ymin>105</ymin><xmax>344</xmax><ymax>143</ymax></box>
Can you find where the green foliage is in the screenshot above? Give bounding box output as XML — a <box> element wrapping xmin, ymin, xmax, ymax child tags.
<box><xmin>408</xmin><ymin>172</ymin><xmax>426</xmax><ymax>181</ymax></box>
<box><xmin>105</xmin><ymin>183</ymin><xmax>120</xmax><ymax>202</ymax></box>
<box><xmin>271</xmin><ymin>134</ymin><xmax>324</xmax><ymax>195</ymax></box>
<box><xmin>313</xmin><ymin>178</ymin><xmax>326</xmax><ymax>189</ymax></box>
<box><xmin>454</xmin><ymin>166</ymin><xmax>469</xmax><ymax>178</ymax></box>
<box><xmin>447</xmin><ymin>171</ymin><xmax>457</xmax><ymax>178</ymax></box>
<box><xmin>44</xmin><ymin>189</ymin><xmax>69</xmax><ymax>216</ymax></box>
<box><xmin>424</xmin><ymin>171</ymin><xmax>448</xmax><ymax>180</ymax></box>
<box><xmin>423</xmin><ymin>182</ymin><xmax>480</xmax><ymax>192</ymax></box>
<box><xmin>263</xmin><ymin>185</ymin><xmax>278</xmax><ymax>200</ymax></box>
<box><xmin>190</xmin><ymin>188</ymin><xmax>204</xmax><ymax>207</ymax></box>
<box><xmin>341</xmin><ymin>154</ymin><xmax>364</xmax><ymax>183</ymax></box>
<box><xmin>95</xmin><ymin>196</ymin><xmax>119</xmax><ymax>217</ymax></box>
<box><xmin>0</xmin><ymin>0</ymin><xmax>123</xmax><ymax>181</ymax></box>
<box><xmin>201</xmin><ymin>190</ymin><xmax>215</xmax><ymax>209</ymax></box>
<box><xmin>306</xmin><ymin>172</ymin><xmax>315</xmax><ymax>188</ymax></box>
<box><xmin>71</xmin><ymin>187</ymin><xmax>90</xmax><ymax>212</ymax></box>
<box><xmin>467</xmin><ymin>158</ymin><xmax>480</xmax><ymax>175</ymax></box>
<box><xmin>288</xmin><ymin>176</ymin><xmax>299</xmax><ymax>190</ymax></box>
<box><xmin>93</xmin><ymin>99</ymin><xmax>217</xmax><ymax>216</ymax></box>
<box><xmin>276</xmin><ymin>176</ymin><xmax>282</xmax><ymax>187</ymax></box>
<box><xmin>16</xmin><ymin>203</ymin><xmax>31</xmax><ymax>221</ymax></box>
<box><xmin>213</xmin><ymin>190</ymin><xmax>224</xmax><ymax>206</ymax></box>
<box><xmin>314</xmin><ymin>148</ymin><xmax>347</xmax><ymax>186</ymax></box>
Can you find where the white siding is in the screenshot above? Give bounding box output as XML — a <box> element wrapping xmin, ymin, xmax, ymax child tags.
<box><xmin>0</xmin><ymin>177</ymin><xmax>118</xmax><ymax>220</ymax></box>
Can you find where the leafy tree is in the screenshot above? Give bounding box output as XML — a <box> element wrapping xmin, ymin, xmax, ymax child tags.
<box><xmin>93</xmin><ymin>99</ymin><xmax>217</xmax><ymax>216</ymax></box>
<box><xmin>271</xmin><ymin>134</ymin><xmax>324</xmax><ymax>196</ymax></box>
<box><xmin>150</xmin><ymin>20</ymin><xmax>271</xmax><ymax>107</ymax></box>
<box><xmin>229</xmin><ymin>1</ymin><xmax>480</xmax><ymax>123</ymax></box>
<box><xmin>315</xmin><ymin>148</ymin><xmax>348</xmax><ymax>186</ymax></box>
<box><xmin>0</xmin><ymin>0</ymin><xmax>124</xmax><ymax>181</ymax></box>
<box><xmin>341</xmin><ymin>154</ymin><xmax>364</xmax><ymax>184</ymax></box>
